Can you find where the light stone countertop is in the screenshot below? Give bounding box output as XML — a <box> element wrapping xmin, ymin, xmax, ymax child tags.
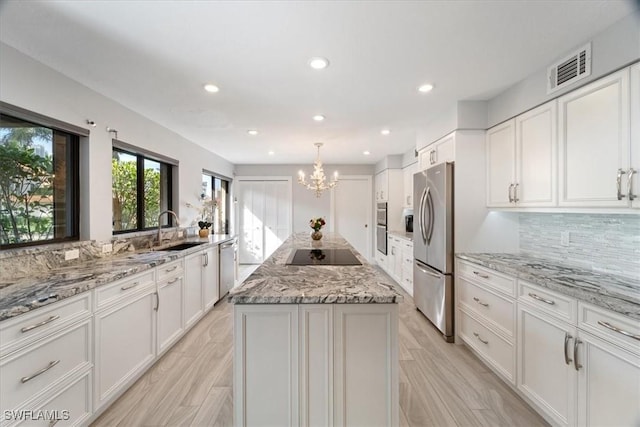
<box><xmin>228</xmin><ymin>233</ymin><xmax>403</xmax><ymax>304</ymax></box>
<box><xmin>0</xmin><ymin>235</ymin><xmax>235</xmax><ymax>322</ymax></box>
<box><xmin>388</xmin><ymin>230</ymin><xmax>413</xmax><ymax>242</ymax></box>
<box><xmin>457</xmin><ymin>253</ymin><xmax>640</xmax><ymax>320</ymax></box>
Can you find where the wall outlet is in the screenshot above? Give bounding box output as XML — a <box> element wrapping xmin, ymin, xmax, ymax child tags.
<box><xmin>65</xmin><ymin>248</ymin><xmax>80</xmax><ymax>260</ymax></box>
<box><xmin>560</xmin><ymin>231</ymin><xmax>570</xmax><ymax>246</ymax></box>
<box><xmin>102</xmin><ymin>243</ymin><xmax>113</xmax><ymax>254</ymax></box>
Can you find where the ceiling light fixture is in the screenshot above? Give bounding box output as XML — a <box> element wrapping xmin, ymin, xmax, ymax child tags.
<box><xmin>298</xmin><ymin>142</ymin><xmax>338</xmax><ymax>198</ymax></box>
<box><xmin>204</xmin><ymin>84</ymin><xmax>219</xmax><ymax>93</ymax></box>
<box><xmin>247</xmin><ymin>130</ymin><xmax>258</xmax><ymax>136</ymax></box>
<box><xmin>268</xmin><ymin>151</ymin><xmax>275</xmax><ymax>155</ymax></box>
<box><xmin>418</xmin><ymin>84</ymin><xmax>434</xmax><ymax>93</ymax></box>
<box><xmin>308</xmin><ymin>57</ymin><xmax>329</xmax><ymax>70</ymax></box>
<box><xmin>313</xmin><ymin>115</ymin><xmax>325</xmax><ymax>122</ymax></box>
<box><xmin>363</xmin><ymin>151</ymin><xmax>371</xmax><ymax>156</ymax></box>
<box><xmin>381</xmin><ymin>129</ymin><xmax>391</xmax><ymax>135</ymax></box>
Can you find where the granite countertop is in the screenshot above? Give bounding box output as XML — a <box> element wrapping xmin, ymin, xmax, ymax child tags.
<box><xmin>228</xmin><ymin>233</ymin><xmax>403</xmax><ymax>304</ymax></box>
<box><xmin>0</xmin><ymin>235</ymin><xmax>235</xmax><ymax>322</ymax></box>
<box><xmin>457</xmin><ymin>253</ymin><xmax>640</xmax><ymax>320</ymax></box>
<box><xmin>388</xmin><ymin>230</ymin><xmax>413</xmax><ymax>242</ymax></box>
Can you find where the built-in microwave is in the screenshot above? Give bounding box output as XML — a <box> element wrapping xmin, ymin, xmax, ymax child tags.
<box><xmin>376</xmin><ymin>203</ymin><xmax>387</xmax><ymax>226</ymax></box>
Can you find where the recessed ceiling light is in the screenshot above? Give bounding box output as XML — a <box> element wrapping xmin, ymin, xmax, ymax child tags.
<box><xmin>418</xmin><ymin>84</ymin><xmax>434</xmax><ymax>93</ymax></box>
<box><xmin>381</xmin><ymin>129</ymin><xmax>391</xmax><ymax>135</ymax></box>
<box><xmin>308</xmin><ymin>57</ymin><xmax>329</xmax><ymax>70</ymax></box>
<box><xmin>247</xmin><ymin>130</ymin><xmax>258</xmax><ymax>136</ymax></box>
<box><xmin>363</xmin><ymin>151</ymin><xmax>371</xmax><ymax>156</ymax></box>
<box><xmin>204</xmin><ymin>84</ymin><xmax>219</xmax><ymax>93</ymax></box>
<box><xmin>313</xmin><ymin>115</ymin><xmax>325</xmax><ymax>122</ymax></box>
<box><xmin>268</xmin><ymin>151</ymin><xmax>274</xmax><ymax>155</ymax></box>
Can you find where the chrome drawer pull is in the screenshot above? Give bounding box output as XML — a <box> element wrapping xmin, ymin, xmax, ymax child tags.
<box><xmin>528</xmin><ymin>293</ymin><xmax>555</xmax><ymax>305</ymax></box>
<box><xmin>473</xmin><ymin>271</ymin><xmax>489</xmax><ymax>279</ymax></box>
<box><xmin>21</xmin><ymin>315</ymin><xmax>60</xmax><ymax>333</ymax></box>
<box><xmin>473</xmin><ymin>297</ymin><xmax>489</xmax><ymax>307</ymax></box>
<box><xmin>168</xmin><ymin>278</ymin><xmax>179</xmax><ymax>284</ymax></box>
<box><xmin>617</xmin><ymin>168</ymin><xmax>627</xmax><ymax>200</ymax></box>
<box><xmin>121</xmin><ymin>281</ymin><xmax>139</xmax><ymax>291</ymax></box>
<box><xmin>574</xmin><ymin>339</ymin><xmax>583</xmax><ymax>371</ymax></box>
<box><xmin>165</xmin><ymin>265</ymin><xmax>178</xmax><ymax>272</ymax></box>
<box><xmin>21</xmin><ymin>360</ymin><xmax>60</xmax><ymax>383</ymax></box>
<box><xmin>473</xmin><ymin>332</ymin><xmax>488</xmax><ymax>344</ymax></box>
<box><xmin>564</xmin><ymin>333</ymin><xmax>573</xmax><ymax>365</ymax></box>
<box><xmin>598</xmin><ymin>320</ymin><xmax>640</xmax><ymax>341</ymax></box>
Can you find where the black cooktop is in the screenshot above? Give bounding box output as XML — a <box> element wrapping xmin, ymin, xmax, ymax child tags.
<box><xmin>286</xmin><ymin>249</ymin><xmax>362</xmax><ymax>266</ymax></box>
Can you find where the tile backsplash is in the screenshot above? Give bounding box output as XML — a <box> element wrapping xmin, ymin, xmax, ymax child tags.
<box><xmin>519</xmin><ymin>213</ymin><xmax>640</xmax><ymax>279</ymax></box>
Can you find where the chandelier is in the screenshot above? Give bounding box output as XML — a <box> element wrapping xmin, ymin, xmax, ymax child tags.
<box><xmin>298</xmin><ymin>143</ymin><xmax>339</xmax><ymax>198</ymax></box>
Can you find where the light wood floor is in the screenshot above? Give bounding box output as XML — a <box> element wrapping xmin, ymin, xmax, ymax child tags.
<box><xmin>92</xmin><ymin>278</ymin><xmax>547</xmax><ymax>427</ymax></box>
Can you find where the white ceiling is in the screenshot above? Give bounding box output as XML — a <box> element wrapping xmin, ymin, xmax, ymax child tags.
<box><xmin>0</xmin><ymin>0</ymin><xmax>636</xmax><ymax>165</ymax></box>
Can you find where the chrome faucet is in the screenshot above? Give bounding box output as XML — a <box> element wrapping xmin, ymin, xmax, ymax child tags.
<box><xmin>157</xmin><ymin>210</ymin><xmax>180</xmax><ymax>244</ymax></box>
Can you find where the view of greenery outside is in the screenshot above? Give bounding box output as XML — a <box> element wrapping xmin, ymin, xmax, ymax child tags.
<box><xmin>112</xmin><ymin>150</ymin><xmax>163</xmax><ymax>232</ymax></box>
<box><xmin>0</xmin><ymin>120</ymin><xmax>56</xmax><ymax>245</ymax></box>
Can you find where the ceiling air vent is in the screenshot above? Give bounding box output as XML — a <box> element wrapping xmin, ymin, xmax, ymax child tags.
<box><xmin>547</xmin><ymin>43</ymin><xmax>591</xmax><ymax>94</ymax></box>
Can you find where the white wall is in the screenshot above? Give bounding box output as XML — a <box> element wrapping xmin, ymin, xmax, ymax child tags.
<box><xmin>487</xmin><ymin>11</ymin><xmax>640</xmax><ymax>127</ymax></box>
<box><xmin>234</xmin><ymin>164</ymin><xmax>374</xmax><ymax>233</ymax></box>
<box><xmin>0</xmin><ymin>43</ymin><xmax>234</xmax><ymax>241</ymax></box>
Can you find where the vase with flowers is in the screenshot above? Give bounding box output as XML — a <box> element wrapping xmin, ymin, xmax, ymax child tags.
<box><xmin>309</xmin><ymin>217</ymin><xmax>326</xmax><ymax>241</ymax></box>
<box><xmin>187</xmin><ymin>193</ymin><xmax>218</xmax><ymax>238</ymax></box>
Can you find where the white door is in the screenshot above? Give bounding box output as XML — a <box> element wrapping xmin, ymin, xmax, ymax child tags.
<box><xmin>263</xmin><ymin>181</ymin><xmax>291</xmax><ymax>259</ymax></box>
<box><xmin>516</xmin><ymin>100</ymin><xmax>557</xmax><ymax>207</ymax></box>
<box><xmin>631</xmin><ymin>62</ymin><xmax>640</xmax><ymax>208</ymax></box>
<box><xmin>558</xmin><ymin>68</ymin><xmax>630</xmax><ymax>207</ymax></box>
<box><xmin>576</xmin><ymin>331</ymin><xmax>640</xmax><ymax>427</ymax></box>
<box><xmin>486</xmin><ymin>119</ymin><xmax>516</xmax><ymax>207</ymax></box>
<box><xmin>238</xmin><ymin>181</ymin><xmax>265</xmax><ymax>264</ymax></box>
<box><xmin>332</xmin><ymin>176</ymin><xmax>372</xmax><ymax>260</ymax></box>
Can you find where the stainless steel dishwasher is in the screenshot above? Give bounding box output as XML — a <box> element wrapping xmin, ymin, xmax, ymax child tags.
<box><xmin>219</xmin><ymin>238</ymin><xmax>237</xmax><ymax>298</ymax></box>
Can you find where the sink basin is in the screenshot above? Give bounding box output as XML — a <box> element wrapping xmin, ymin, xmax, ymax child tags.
<box><xmin>159</xmin><ymin>242</ymin><xmax>207</xmax><ymax>251</ymax></box>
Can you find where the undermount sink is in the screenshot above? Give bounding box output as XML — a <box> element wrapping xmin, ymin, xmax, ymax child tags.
<box><xmin>157</xmin><ymin>242</ymin><xmax>207</xmax><ymax>251</ymax></box>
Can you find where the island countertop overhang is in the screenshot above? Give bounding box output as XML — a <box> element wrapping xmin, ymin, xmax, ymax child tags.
<box><xmin>228</xmin><ymin>233</ymin><xmax>403</xmax><ymax>304</ymax></box>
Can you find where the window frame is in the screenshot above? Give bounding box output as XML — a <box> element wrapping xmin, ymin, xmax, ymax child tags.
<box><xmin>0</xmin><ymin>106</ymin><xmax>82</xmax><ymax>250</ymax></box>
<box><xmin>202</xmin><ymin>171</ymin><xmax>231</xmax><ymax>235</ymax></box>
<box><xmin>112</xmin><ymin>146</ymin><xmax>175</xmax><ymax>234</ymax></box>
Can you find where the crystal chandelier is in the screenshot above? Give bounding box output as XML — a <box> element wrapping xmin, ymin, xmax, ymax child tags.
<box><xmin>298</xmin><ymin>143</ymin><xmax>339</xmax><ymax>198</ymax></box>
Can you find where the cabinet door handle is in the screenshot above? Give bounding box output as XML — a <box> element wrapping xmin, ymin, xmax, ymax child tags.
<box><xmin>168</xmin><ymin>278</ymin><xmax>179</xmax><ymax>284</ymax></box>
<box><xmin>473</xmin><ymin>332</ymin><xmax>488</xmax><ymax>344</ymax></box>
<box><xmin>21</xmin><ymin>360</ymin><xmax>60</xmax><ymax>383</ymax></box>
<box><xmin>508</xmin><ymin>184</ymin><xmax>514</xmax><ymax>203</ymax></box>
<box><xmin>617</xmin><ymin>168</ymin><xmax>627</xmax><ymax>200</ymax></box>
<box><xmin>154</xmin><ymin>291</ymin><xmax>159</xmax><ymax>311</ymax></box>
<box><xmin>473</xmin><ymin>297</ymin><xmax>489</xmax><ymax>307</ymax></box>
<box><xmin>628</xmin><ymin>168</ymin><xmax>636</xmax><ymax>201</ymax></box>
<box><xmin>573</xmin><ymin>339</ymin><xmax>583</xmax><ymax>371</ymax></box>
<box><xmin>121</xmin><ymin>281</ymin><xmax>139</xmax><ymax>291</ymax></box>
<box><xmin>165</xmin><ymin>265</ymin><xmax>178</xmax><ymax>273</ymax></box>
<box><xmin>473</xmin><ymin>271</ymin><xmax>489</xmax><ymax>279</ymax></box>
<box><xmin>21</xmin><ymin>315</ymin><xmax>60</xmax><ymax>333</ymax></box>
<box><xmin>513</xmin><ymin>183</ymin><xmax>519</xmax><ymax>203</ymax></box>
<box><xmin>564</xmin><ymin>333</ymin><xmax>573</xmax><ymax>365</ymax></box>
<box><xmin>597</xmin><ymin>320</ymin><xmax>640</xmax><ymax>341</ymax></box>
<box><xmin>528</xmin><ymin>293</ymin><xmax>555</xmax><ymax>305</ymax></box>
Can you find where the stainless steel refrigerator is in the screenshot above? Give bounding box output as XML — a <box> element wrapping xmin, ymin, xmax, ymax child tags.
<box><xmin>413</xmin><ymin>162</ymin><xmax>454</xmax><ymax>342</ymax></box>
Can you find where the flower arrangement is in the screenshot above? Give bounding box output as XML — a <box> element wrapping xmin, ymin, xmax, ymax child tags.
<box><xmin>186</xmin><ymin>193</ymin><xmax>218</xmax><ymax>230</ymax></box>
<box><xmin>309</xmin><ymin>217</ymin><xmax>326</xmax><ymax>232</ymax></box>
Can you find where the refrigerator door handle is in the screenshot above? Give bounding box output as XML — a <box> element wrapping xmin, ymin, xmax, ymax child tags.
<box><xmin>415</xmin><ymin>261</ymin><xmax>441</xmax><ymax>278</ymax></box>
<box><xmin>426</xmin><ymin>187</ymin><xmax>434</xmax><ymax>244</ymax></box>
<box><xmin>419</xmin><ymin>187</ymin><xmax>428</xmax><ymax>243</ymax></box>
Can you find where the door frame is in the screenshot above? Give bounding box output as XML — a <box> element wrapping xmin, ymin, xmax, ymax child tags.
<box><xmin>329</xmin><ymin>175</ymin><xmax>373</xmax><ymax>261</ymax></box>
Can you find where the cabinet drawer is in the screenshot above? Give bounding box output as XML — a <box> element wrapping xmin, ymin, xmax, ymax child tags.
<box><xmin>95</xmin><ymin>270</ymin><xmax>155</xmax><ymax>309</ymax></box>
<box><xmin>458</xmin><ymin>277</ymin><xmax>515</xmax><ymax>339</ymax></box>
<box><xmin>578</xmin><ymin>302</ymin><xmax>640</xmax><ymax>355</ymax></box>
<box><xmin>156</xmin><ymin>259</ymin><xmax>184</xmax><ymax>282</ymax></box>
<box><xmin>1</xmin><ymin>320</ymin><xmax>91</xmax><ymax>412</ymax></box>
<box><xmin>0</xmin><ymin>293</ymin><xmax>91</xmax><ymax>358</ymax></box>
<box><xmin>375</xmin><ymin>252</ymin><xmax>387</xmax><ymax>268</ymax></box>
<box><xmin>457</xmin><ymin>261</ymin><xmax>516</xmax><ymax>297</ymax></box>
<box><xmin>459</xmin><ymin>309</ymin><xmax>515</xmax><ymax>384</ymax></box>
<box><xmin>518</xmin><ymin>281</ymin><xmax>577</xmax><ymax>324</ymax></box>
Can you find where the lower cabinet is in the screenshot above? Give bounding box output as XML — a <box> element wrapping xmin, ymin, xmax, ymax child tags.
<box><xmin>157</xmin><ymin>274</ymin><xmax>184</xmax><ymax>355</ymax></box>
<box><xmin>184</xmin><ymin>252</ymin><xmax>205</xmax><ymax>328</ymax></box>
<box><xmin>233</xmin><ymin>303</ymin><xmax>399</xmax><ymax>427</ymax></box>
<box><xmin>202</xmin><ymin>246</ymin><xmax>219</xmax><ymax>310</ymax></box>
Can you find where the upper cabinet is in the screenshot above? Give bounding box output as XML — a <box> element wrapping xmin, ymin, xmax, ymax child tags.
<box><xmin>631</xmin><ymin>62</ymin><xmax>640</xmax><ymax>209</ymax></box>
<box><xmin>402</xmin><ymin>162</ymin><xmax>418</xmax><ymax>207</ymax></box>
<box><xmin>558</xmin><ymin>68</ymin><xmax>630</xmax><ymax>207</ymax></box>
<box><xmin>418</xmin><ymin>133</ymin><xmax>455</xmax><ymax>171</ymax></box>
<box><xmin>486</xmin><ymin>120</ymin><xmax>516</xmax><ymax>207</ymax></box>
<box><xmin>375</xmin><ymin>169</ymin><xmax>388</xmax><ymax>202</ymax></box>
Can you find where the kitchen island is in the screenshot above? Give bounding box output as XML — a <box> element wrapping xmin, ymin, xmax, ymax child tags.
<box><xmin>229</xmin><ymin>233</ymin><xmax>403</xmax><ymax>427</ymax></box>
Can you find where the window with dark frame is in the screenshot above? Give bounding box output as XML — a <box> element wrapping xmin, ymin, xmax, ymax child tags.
<box><xmin>202</xmin><ymin>172</ymin><xmax>230</xmax><ymax>234</ymax></box>
<box><xmin>112</xmin><ymin>148</ymin><xmax>173</xmax><ymax>233</ymax></box>
<box><xmin>0</xmin><ymin>113</ymin><xmax>80</xmax><ymax>248</ymax></box>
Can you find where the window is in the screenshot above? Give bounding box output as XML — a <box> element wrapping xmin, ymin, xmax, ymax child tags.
<box><xmin>202</xmin><ymin>173</ymin><xmax>230</xmax><ymax>234</ymax></box>
<box><xmin>0</xmin><ymin>113</ymin><xmax>80</xmax><ymax>248</ymax></box>
<box><xmin>112</xmin><ymin>147</ymin><xmax>174</xmax><ymax>233</ymax></box>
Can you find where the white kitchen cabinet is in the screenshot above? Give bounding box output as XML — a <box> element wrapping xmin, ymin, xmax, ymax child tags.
<box><xmin>94</xmin><ymin>282</ymin><xmax>156</xmax><ymax>409</ymax></box>
<box><xmin>630</xmin><ymin>62</ymin><xmax>640</xmax><ymax>208</ymax></box>
<box><xmin>375</xmin><ymin>170</ymin><xmax>388</xmax><ymax>202</ymax></box>
<box><xmin>184</xmin><ymin>252</ymin><xmax>204</xmax><ymax>328</ymax></box>
<box><xmin>486</xmin><ymin>120</ymin><xmax>516</xmax><ymax>207</ymax></box>
<box><xmin>400</xmin><ymin>240</ymin><xmax>413</xmax><ymax>295</ymax></box>
<box><xmin>419</xmin><ymin>133</ymin><xmax>455</xmax><ymax>171</ymax></box>
<box><xmin>156</xmin><ymin>272</ymin><xmax>184</xmax><ymax>355</ymax></box>
<box><xmin>202</xmin><ymin>246</ymin><xmax>219</xmax><ymax>310</ymax></box>
<box><xmin>375</xmin><ymin>169</ymin><xmax>403</xmax><ymax>203</ymax></box>
<box><xmin>388</xmin><ymin>235</ymin><xmax>402</xmax><ymax>283</ymax></box>
<box><xmin>375</xmin><ymin>250</ymin><xmax>388</xmax><ymax>270</ymax></box>
<box><xmin>402</xmin><ymin>162</ymin><xmax>418</xmax><ymax>207</ymax></box>
<box><xmin>558</xmin><ymin>68</ymin><xmax>630</xmax><ymax>207</ymax></box>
